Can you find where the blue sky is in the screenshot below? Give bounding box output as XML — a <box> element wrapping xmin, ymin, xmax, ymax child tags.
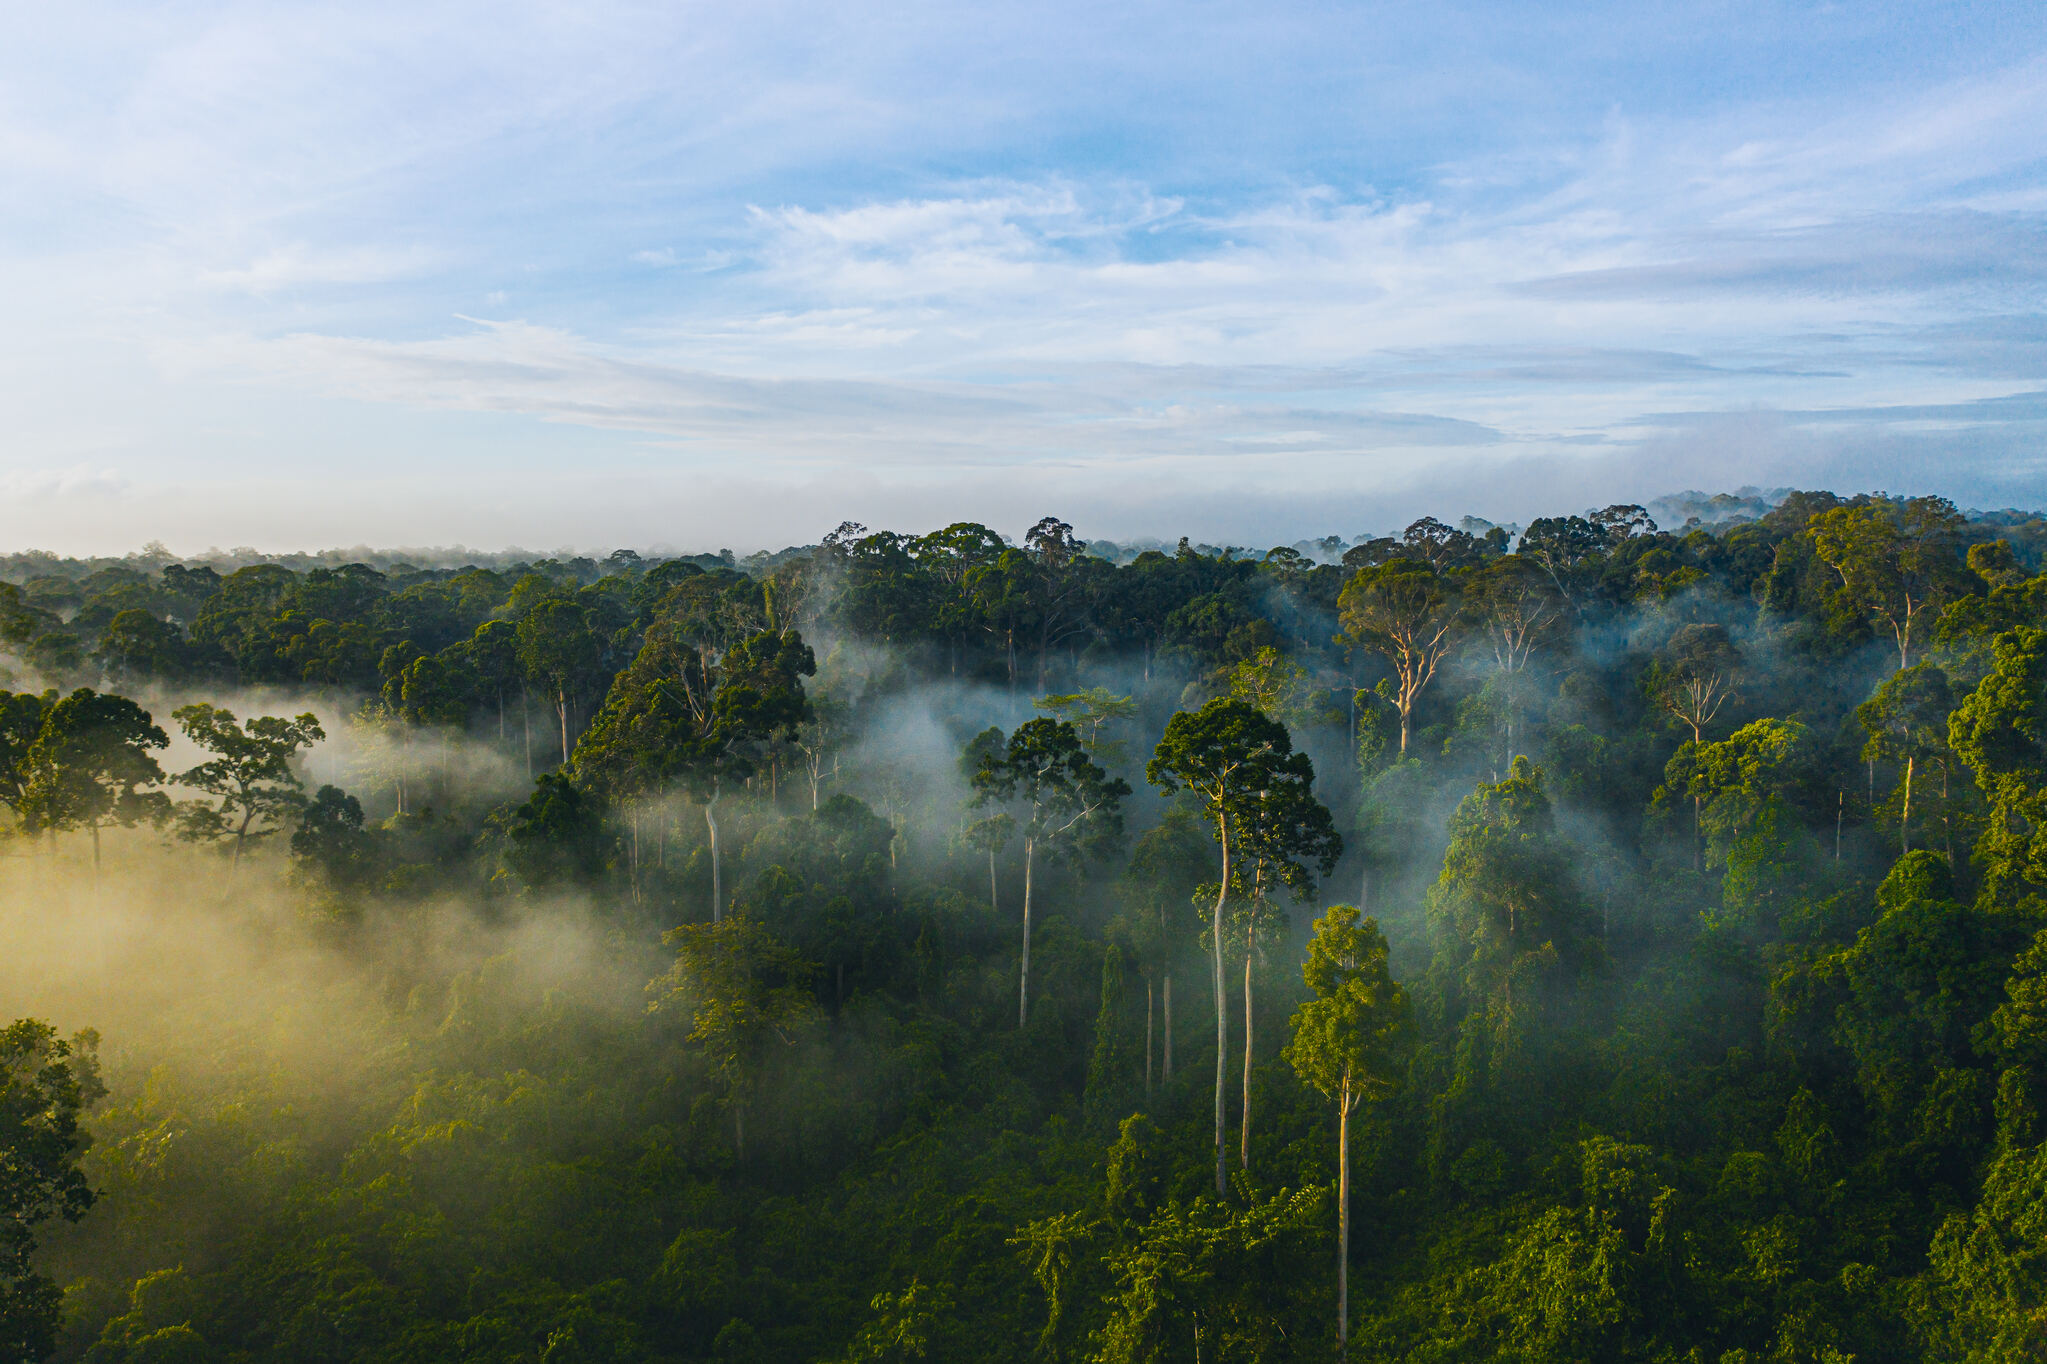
<box><xmin>3</xmin><ymin>1</ymin><xmax>2045</xmax><ymax>553</ymax></box>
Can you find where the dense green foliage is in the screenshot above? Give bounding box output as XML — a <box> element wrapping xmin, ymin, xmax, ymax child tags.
<box><xmin>3</xmin><ymin>491</ymin><xmax>2047</xmax><ymax>1361</ymax></box>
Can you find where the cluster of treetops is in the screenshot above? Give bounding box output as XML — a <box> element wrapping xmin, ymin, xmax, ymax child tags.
<box><xmin>5</xmin><ymin>489</ymin><xmax>2047</xmax><ymax>1362</ymax></box>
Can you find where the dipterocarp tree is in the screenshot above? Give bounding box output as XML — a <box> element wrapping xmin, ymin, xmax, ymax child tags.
<box><xmin>1338</xmin><ymin>557</ymin><xmax>1463</xmax><ymax>757</ymax></box>
<box><xmin>577</xmin><ymin>625</ymin><xmax>815</xmax><ymax>918</ymax></box>
<box><xmin>516</xmin><ymin>596</ymin><xmax>605</xmax><ymax>766</ymax></box>
<box><xmin>972</xmin><ymin>717</ymin><xmax>1129</xmax><ymax>1027</ymax></box>
<box><xmin>171</xmin><ymin>704</ymin><xmax>325</xmax><ymax>872</ymax></box>
<box><xmin>1809</xmin><ymin>497</ymin><xmax>1968</xmax><ymax>672</ymax></box>
<box><xmin>1148</xmin><ymin>697</ymin><xmax>1341</xmax><ymax>1197</ymax></box>
<box><xmin>18</xmin><ymin>689</ymin><xmax>169</xmax><ymax>885</ymax></box>
<box><xmin>1229</xmin><ymin>770</ymin><xmax>1340</xmax><ymax>1172</ymax></box>
<box><xmin>1286</xmin><ymin>906</ymin><xmax>1412</xmax><ymax>1361</ymax></box>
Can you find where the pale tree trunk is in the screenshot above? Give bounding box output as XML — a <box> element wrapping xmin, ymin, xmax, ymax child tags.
<box><xmin>1901</xmin><ymin>754</ymin><xmax>1914</xmax><ymax>855</ymax></box>
<box><xmin>1338</xmin><ymin>1085</ymin><xmax>1354</xmax><ymax>1361</ymax></box>
<box><xmin>522</xmin><ymin>688</ymin><xmax>532</xmax><ymax>779</ymax></box>
<box><xmin>557</xmin><ymin>693</ymin><xmax>570</xmax><ymax>766</ymax></box>
<box><xmin>1240</xmin><ymin>923</ymin><xmax>1255</xmax><ymax>1170</ymax></box>
<box><xmin>1145</xmin><ymin>978</ymin><xmax>1155</xmax><ymax>1100</ymax></box>
<box><xmin>988</xmin><ymin>847</ymin><xmax>1000</xmax><ymax>916</ymax></box>
<box><xmin>1019</xmin><ymin>835</ymin><xmax>1036</xmax><ymax>1028</ymax></box>
<box><xmin>706</xmin><ymin>780</ymin><xmax>723</xmax><ymax>923</ymax></box>
<box><xmin>1163</xmin><ymin>973</ymin><xmax>1174</xmax><ymax>1081</ymax></box>
<box><xmin>1211</xmin><ymin>817</ymin><xmax>1231</xmax><ymax>1198</ymax></box>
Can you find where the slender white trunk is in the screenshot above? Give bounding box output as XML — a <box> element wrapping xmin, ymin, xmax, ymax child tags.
<box><xmin>1145</xmin><ymin>978</ymin><xmax>1154</xmax><ymax>1100</ymax></box>
<box><xmin>706</xmin><ymin>780</ymin><xmax>723</xmax><ymax>923</ymax></box>
<box><xmin>1163</xmin><ymin>973</ymin><xmax>1174</xmax><ymax>1082</ymax></box>
<box><xmin>558</xmin><ymin>693</ymin><xmax>570</xmax><ymax>765</ymax></box>
<box><xmin>1338</xmin><ymin>1088</ymin><xmax>1352</xmax><ymax>1360</ymax></box>
<box><xmin>1212</xmin><ymin>817</ymin><xmax>1231</xmax><ymax>1198</ymax></box>
<box><xmin>1019</xmin><ymin>836</ymin><xmax>1035</xmax><ymax>1028</ymax></box>
<box><xmin>1240</xmin><ymin>927</ymin><xmax>1254</xmax><ymax>1169</ymax></box>
<box><xmin>1901</xmin><ymin>754</ymin><xmax>1914</xmax><ymax>854</ymax></box>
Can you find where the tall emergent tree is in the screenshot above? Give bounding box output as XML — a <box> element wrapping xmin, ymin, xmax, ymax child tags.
<box><xmin>1809</xmin><ymin>496</ymin><xmax>1967</xmax><ymax>672</ymax></box>
<box><xmin>577</xmin><ymin>625</ymin><xmax>814</xmax><ymax>920</ymax></box>
<box><xmin>171</xmin><ymin>704</ymin><xmax>325</xmax><ymax>871</ymax></box>
<box><xmin>1286</xmin><ymin>906</ymin><xmax>1411</xmax><ymax>1361</ymax></box>
<box><xmin>973</xmin><ymin>718</ymin><xmax>1129</xmax><ymax>1027</ymax></box>
<box><xmin>19</xmin><ymin>689</ymin><xmax>170</xmax><ymax>879</ymax></box>
<box><xmin>1148</xmin><ymin>696</ymin><xmax>1341</xmax><ymax>1196</ymax></box>
<box><xmin>1338</xmin><ymin>557</ymin><xmax>1463</xmax><ymax>756</ymax></box>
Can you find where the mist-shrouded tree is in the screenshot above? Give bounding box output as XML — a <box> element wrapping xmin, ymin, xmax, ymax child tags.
<box><xmin>1148</xmin><ymin>696</ymin><xmax>1341</xmax><ymax>1196</ymax></box>
<box><xmin>1649</xmin><ymin>623</ymin><xmax>1741</xmax><ymax>746</ymax></box>
<box><xmin>289</xmin><ymin>784</ymin><xmax>378</xmax><ymax>903</ymax></box>
<box><xmin>94</xmin><ymin>608</ymin><xmax>192</xmax><ymax>684</ymax></box>
<box><xmin>1467</xmin><ymin>554</ymin><xmax>1563</xmax><ymax>675</ymax></box>
<box><xmin>648</xmin><ymin>912</ymin><xmax>818</xmax><ymax>1160</ymax></box>
<box><xmin>960</xmin><ymin>811</ymin><xmax>1015</xmax><ymax>918</ymax></box>
<box><xmin>19</xmin><ymin>688</ymin><xmax>170</xmax><ymax>878</ymax></box>
<box><xmin>1285</xmin><ymin>906</ymin><xmax>1412</xmax><ymax>1361</ymax></box>
<box><xmin>1034</xmin><ymin>686</ymin><xmax>1138</xmax><ymax>768</ymax></box>
<box><xmin>1338</xmin><ymin>557</ymin><xmax>1463</xmax><ymax>757</ymax></box>
<box><xmin>577</xmin><ymin>625</ymin><xmax>814</xmax><ymax>920</ymax></box>
<box><xmin>171</xmin><ymin>704</ymin><xmax>325</xmax><ymax>871</ymax></box>
<box><xmin>0</xmin><ymin>689</ymin><xmax>54</xmax><ymax>827</ymax></box>
<box><xmin>1</xmin><ymin>1019</ymin><xmax>103</xmax><ymax>1363</ymax></box>
<box><xmin>1112</xmin><ymin>801</ymin><xmax>1216</xmax><ymax>1094</ymax></box>
<box><xmin>1809</xmin><ymin>496</ymin><xmax>1968</xmax><ymax>672</ymax></box>
<box><xmin>972</xmin><ymin>717</ymin><xmax>1129</xmax><ymax>1027</ymax></box>
<box><xmin>517</xmin><ymin>596</ymin><xmax>605</xmax><ymax>766</ymax></box>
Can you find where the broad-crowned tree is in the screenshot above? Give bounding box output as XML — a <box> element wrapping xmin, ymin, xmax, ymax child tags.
<box><xmin>516</xmin><ymin>597</ymin><xmax>605</xmax><ymax>766</ymax></box>
<box><xmin>1147</xmin><ymin>696</ymin><xmax>1341</xmax><ymax>1196</ymax></box>
<box><xmin>1649</xmin><ymin>623</ymin><xmax>1742</xmax><ymax>746</ymax></box>
<box><xmin>19</xmin><ymin>689</ymin><xmax>170</xmax><ymax>878</ymax></box>
<box><xmin>93</xmin><ymin>609</ymin><xmax>191</xmax><ymax>684</ymax></box>
<box><xmin>1034</xmin><ymin>687</ymin><xmax>1139</xmax><ymax>769</ymax></box>
<box><xmin>972</xmin><ymin>717</ymin><xmax>1129</xmax><ymax>1027</ymax></box>
<box><xmin>1810</xmin><ymin>497</ymin><xmax>1968</xmax><ymax>672</ymax></box>
<box><xmin>1466</xmin><ymin>555</ymin><xmax>1564</xmax><ymax>675</ymax></box>
<box><xmin>577</xmin><ymin>625</ymin><xmax>814</xmax><ymax>920</ymax></box>
<box><xmin>1338</xmin><ymin>558</ymin><xmax>1463</xmax><ymax>757</ymax></box>
<box><xmin>1285</xmin><ymin>906</ymin><xmax>1412</xmax><ymax>1360</ymax></box>
<box><xmin>0</xmin><ymin>689</ymin><xmax>54</xmax><ymax>827</ymax></box>
<box><xmin>172</xmin><ymin>704</ymin><xmax>324</xmax><ymax>871</ymax></box>
<box><xmin>913</xmin><ymin>521</ymin><xmax>1006</xmax><ymax>673</ymax></box>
